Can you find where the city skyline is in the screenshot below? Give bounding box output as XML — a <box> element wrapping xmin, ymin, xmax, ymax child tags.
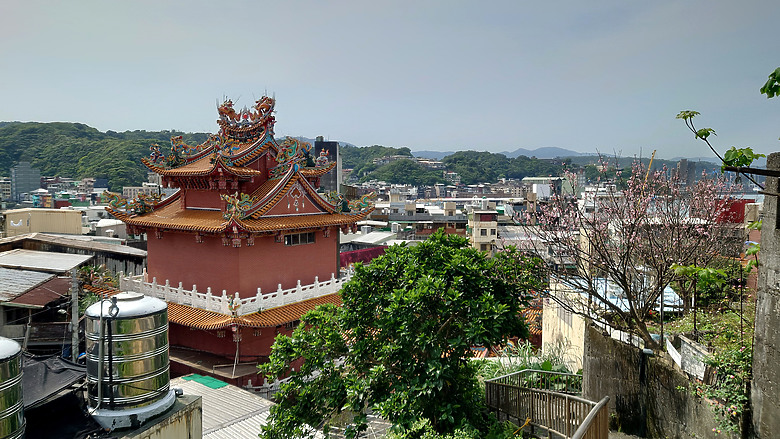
<box><xmin>2</xmin><ymin>1</ymin><xmax>780</xmax><ymax>160</ymax></box>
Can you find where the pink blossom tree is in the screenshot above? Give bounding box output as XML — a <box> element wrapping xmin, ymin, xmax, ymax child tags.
<box><xmin>525</xmin><ymin>162</ymin><xmax>740</xmax><ymax>349</ymax></box>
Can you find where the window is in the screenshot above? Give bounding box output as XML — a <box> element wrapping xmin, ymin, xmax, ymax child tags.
<box><xmin>557</xmin><ymin>304</ymin><xmax>572</xmax><ymax>327</ymax></box>
<box><xmin>490</xmin><ymin>229</ymin><xmax>496</xmax><ymax>236</ymax></box>
<box><xmin>480</xmin><ymin>229</ymin><xmax>487</xmax><ymax>236</ymax></box>
<box><xmin>284</xmin><ymin>232</ymin><xmax>316</xmax><ymax>246</ymax></box>
<box><xmin>480</xmin><ymin>244</ymin><xmax>488</xmax><ymax>251</ymax></box>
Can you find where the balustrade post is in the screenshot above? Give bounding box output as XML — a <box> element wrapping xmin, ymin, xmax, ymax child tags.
<box><xmin>546</xmin><ymin>391</ymin><xmax>552</xmax><ymax>439</ymax></box>
<box><xmin>206</xmin><ymin>288</ymin><xmax>212</xmax><ymax>311</ymax></box>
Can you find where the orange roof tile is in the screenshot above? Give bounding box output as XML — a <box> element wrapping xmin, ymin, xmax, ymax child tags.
<box><xmin>232</xmin><ymin>137</ymin><xmax>275</xmax><ymax>166</ymax></box>
<box><xmin>122</xmin><ymin>199</ymin><xmax>227</xmax><ymax>233</ymax></box>
<box><xmin>240</xmin><ymin>210</ymin><xmax>374</xmax><ymax>232</ymax></box>
<box><xmin>300</xmin><ymin>161</ymin><xmax>337</xmax><ymax>177</ymax></box>
<box><xmin>168</xmin><ymin>302</ymin><xmax>234</xmax><ymax>330</ymax></box>
<box><xmin>239</xmin><ymin>293</ymin><xmax>342</xmax><ymax>327</ymax></box>
<box><xmin>143</xmin><ymin>154</ymin><xmax>265</xmax><ymax>178</ymax></box>
<box><xmin>143</xmin><ymin>154</ymin><xmax>215</xmax><ymax>176</ymax></box>
<box><xmin>118</xmin><ymin>194</ymin><xmax>370</xmax><ymax>234</ymax></box>
<box><xmin>84</xmin><ymin>285</ymin><xmax>122</xmax><ymax>297</ymax></box>
<box><xmin>522</xmin><ymin>306</ymin><xmax>542</xmax><ymax>336</ymax></box>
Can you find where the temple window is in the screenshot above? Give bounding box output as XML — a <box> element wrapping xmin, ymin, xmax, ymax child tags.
<box><xmin>284</xmin><ymin>232</ymin><xmax>316</xmax><ymax>246</ymax></box>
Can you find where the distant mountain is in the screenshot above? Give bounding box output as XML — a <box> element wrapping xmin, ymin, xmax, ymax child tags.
<box><xmin>412</xmin><ymin>147</ymin><xmax>590</xmax><ymax>160</ymax></box>
<box><xmin>501</xmin><ymin>147</ymin><xmax>590</xmax><ymax>159</ymax></box>
<box><xmin>411</xmin><ymin>150</ymin><xmax>457</xmax><ymax>160</ymax></box>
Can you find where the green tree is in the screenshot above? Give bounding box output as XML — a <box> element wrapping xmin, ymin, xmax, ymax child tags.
<box><xmin>363</xmin><ymin>159</ymin><xmax>446</xmax><ymax>186</ymax></box>
<box><xmin>259</xmin><ymin>230</ymin><xmax>544</xmax><ymax>438</ymax></box>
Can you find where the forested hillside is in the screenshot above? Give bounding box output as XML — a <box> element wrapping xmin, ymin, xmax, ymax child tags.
<box><xmin>0</xmin><ymin>122</ymin><xmax>209</xmax><ymax>191</ymax></box>
<box><xmin>0</xmin><ymin>122</ymin><xmax>602</xmax><ymax>191</ymax></box>
<box><xmin>441</xmin><ymin>151</ymin><xmax>564</xmax><ymax>184</ymax></box>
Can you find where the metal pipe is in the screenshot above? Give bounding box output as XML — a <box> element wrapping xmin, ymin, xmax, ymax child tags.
<box><xmin>70</xmin><ymin>268</ymin><xmax>79</xmax><ymax>362</ymax></box>
<box><xmin>96</xmin><ymin>302</ymin><xmax>104</xmax><ymax>411</ymax></box>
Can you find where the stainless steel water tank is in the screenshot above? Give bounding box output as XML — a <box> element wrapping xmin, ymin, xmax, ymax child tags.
<box><xmin>0</xmin><ymin>337</ymin><xmax>24</xmax><ymax>439</ymax></box>
<box><xmin>85</xmin><ymin>292</ymin><xmax>176</xmax><ymax>429</ymax></box>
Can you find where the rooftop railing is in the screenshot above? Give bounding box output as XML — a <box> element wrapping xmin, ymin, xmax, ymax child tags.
<box><xmin>120</xmin><ymin>269</ymin><xmax>353</xmax><ymax>316</ymax></box>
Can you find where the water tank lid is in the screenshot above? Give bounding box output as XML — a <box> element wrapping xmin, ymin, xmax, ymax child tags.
<box><xmin>0</xmin><ymin>337</ymin><xmax>21</xmax><ymax>360</ymax></box>
<box><xmin>85</xmin><ymin>292</ymin><xmax>167</xmax><ymax>319</ymax></box>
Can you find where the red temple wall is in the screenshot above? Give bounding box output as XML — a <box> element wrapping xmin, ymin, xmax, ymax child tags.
<box><xmin>146</xmin><ymin>228</ymin><xmax>338</xmax><ymax>296</ymax></box>
<box><xmin>169</xmin><ymin>324</ymin><xmax>295</xmax><ymax>360</ymax></box>
<box><xmin>184</xmin><ymin>190</ymin><xmax>223</xmax><ymax>209</ymax></box>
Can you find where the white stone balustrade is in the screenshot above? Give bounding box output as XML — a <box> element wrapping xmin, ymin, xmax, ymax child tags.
<box><xmin>120</xmin><ymin>269</ymin><xmax>353</xmax><ymax>316</ymax></box>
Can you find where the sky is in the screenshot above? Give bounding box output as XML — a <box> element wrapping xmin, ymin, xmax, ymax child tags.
<box><xmin>2</xmin><ymin>1</ymin><xmax>780</xmax><ymax>160</ymax></box>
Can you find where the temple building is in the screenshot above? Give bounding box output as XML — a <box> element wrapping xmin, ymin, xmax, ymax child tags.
<box><xmin>103</xmin><ymin>96</ymin><xmax>373</xmax><ymax>385</ymax></box>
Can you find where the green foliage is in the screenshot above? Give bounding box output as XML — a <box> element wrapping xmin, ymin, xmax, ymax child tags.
<box><xmin>477</xmin><ymin>339</ymin><xmax>575</xmax><ymax>381</ymax></box>
<box><xmin>672</xmin><ymin>263</ymin><xmax>732</xmax><ymax>308</ymax></box>
<box><xmin>759</xmin><ymin>66</ymin><xmax>780</xmax><ymax>99</ymax></box>
<box><xmin>0</xmin><ymin>122</ymin><xmax>209</xmax><ymax>191</ymax></box>
<box><xmin>722</xmin><ymin>146</ymin><xmax>765</xmax><ymax>170</ymax></box>
<box><xmin>675</xmin><ymin>110</ymin><xmax>700</xmax><ymax>121</ymax></box>
<box><xmin>259</xmin><ymin>230</ymin><xmax>544</xmax><ymax>438</ymax></box>
<box><xmin>385</xmin><ymin>418</ymin><xmax>520</xmax><ymax>439</ymax></box>
<box><xmin>79</xmin><ymin>291</ymin><xmax>100</xmax><ymax>315</ymax></box>
<box><xmin>442</xmin><ymin>151</ymin><xmax>564</xmax><ymax>185</ymax></box>
<box><xmin>696</xmin><ymin>346</ymin><xmax>752</xmax><ymax>435</ymax></box>
<box><xmin>695</xmin><ymin>128</ymin><xmax>716</xmax><ymax>140</ymax></box>
<box><xmin>363</xmin><ymin>159</ymin><xmax>446</xmax><ymax>186</ymax></box>
<box><xmin>341</xmin><ymin>144</ymin><xmax>413</xmax><ymax>179</ymax></box>
<box><xmin>78</xmin><ymin>264</ymin><xmax>117</xmax><ymax>289</ymax></box>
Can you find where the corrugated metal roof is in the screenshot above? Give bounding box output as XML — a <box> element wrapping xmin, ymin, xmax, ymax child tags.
<box><xmin>0</xmin><ymin>233</ymin><xmax>147</xmax><ymax>257</ymax></box>
<box><xmin>0</xmin><ymin>267</ymin><xmax>54</xmax><ymax>302</ymax></box>
<box><xmin>170</xmin><ymin>376</ymin><xmax>325</xmax><ymax>438</ymax></box>
<box><xmin>0</xmin><ymin>249</ymin><xmax>93</xmax><ymax>273</ymax></box>
<box><xmin>171</xmin><ymin>376</ymin><xmax>274</xmax><ymax>434</ymax></box>
<box><xmin>9</xmin><ymin>276</ymin><xmax>70</xmax><ymax>308</ymax></box>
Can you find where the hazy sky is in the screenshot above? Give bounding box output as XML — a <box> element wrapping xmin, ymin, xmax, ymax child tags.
<box><xmin>2</xmin><ymin>1</ymin><xmax>779</xmax><ymax>159</ymax></box>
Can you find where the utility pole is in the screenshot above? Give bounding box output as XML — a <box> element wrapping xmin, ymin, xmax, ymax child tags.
<box><xmin>71</xmin><ymin>268</ymin><xmax>79</xmax><ymax>362</ymax></box>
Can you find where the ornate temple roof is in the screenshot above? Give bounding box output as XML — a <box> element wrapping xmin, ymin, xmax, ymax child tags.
<box><xmin>106</xmin><ymin>95</ymin><xmax>374</xmax><ymax>235</ymax></box>
<box><xmin>109</xmin><ymin>197</ymin><xmax>371</xmax><ymax>234</ymax></box>
<box><xmin>142</xmin><ymin>154</ymin><xmax>267</xmax><ymax>178</ymax></box>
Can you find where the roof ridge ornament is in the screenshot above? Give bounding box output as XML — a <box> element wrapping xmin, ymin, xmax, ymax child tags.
<box><xmin>217</xmin><ymin>95</ymin><xmax>276</xmax><ymax>141</ymax></box>
<box><xmin>104</xmin><ymin>191</ymin><xmax>161</xmax><ymax>216</ymax></box>
<box><xmin>221</xmin><ymin>191</ymin><xmax>257</xmax><ymax>220</ymax></box>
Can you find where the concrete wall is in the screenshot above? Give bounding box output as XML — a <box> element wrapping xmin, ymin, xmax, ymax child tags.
<box><xmin>751</xmin><ymin>152</ymin><xmax>780</xmax><ymax>438</ymax></box>
<box><xmin>542</xmin><ymin>288</ymin><xmax>585</xmax><ymax>372</ymax></box>
<box><xmin>583</xmin><ymin>324</ymin><xmax>722</xmax><ymax>438</ymax></box>
<box><xmin>116</xmin><ymin>394</ymin><xmax>202</xmax><ymax>439</ymax></box>
<box><xmin>4</xmin><ymin>209</ymin><xmax>83</xmax><ymax>237</ymax></box>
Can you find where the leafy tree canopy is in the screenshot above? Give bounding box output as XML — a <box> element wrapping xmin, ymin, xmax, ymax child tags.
<box><xmin>442</xmin><ymin>151</ymin><xmax>564</xmax><ymax>185</ymax></box>
<box><xmin>362</xmin><ymin>159</ymin><xmax>446</xmax><ymax>186</ymax></box>
<box><xmin>0</xmin><ymin>122</ymin><xmax>209</xmax><ymax>191</ymax></box>
<box><xmin>259</xmin><ymin>230</ymin><xmax>544</xmax><ymax>438</ymax></box>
